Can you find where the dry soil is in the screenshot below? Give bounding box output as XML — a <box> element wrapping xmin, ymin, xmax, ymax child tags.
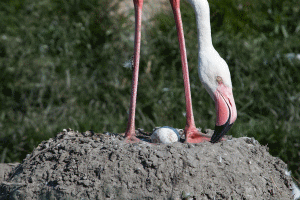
<box><xmin>0</xmin><ymin>128</ymin><xmax>295</xmax><ymax>200</ymax></box>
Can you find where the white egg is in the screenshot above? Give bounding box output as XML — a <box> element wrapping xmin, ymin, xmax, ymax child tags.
<box><xmin>150</xmin><ymin>126</ymin><xmax>180</xmax><ymax>144</ymax></box>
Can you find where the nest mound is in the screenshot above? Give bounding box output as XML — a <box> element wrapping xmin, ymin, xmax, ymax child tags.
<box><xmin>0</xmin><ymin>129</ymin><xmax>294</xmax><ymax>200</ymax></box>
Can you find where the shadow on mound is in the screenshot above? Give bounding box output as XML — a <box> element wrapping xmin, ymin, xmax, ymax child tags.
<box><xmin>0</xmin><ymin>129</ymin><xmax>294</xmax><ymax>199</ymax></box>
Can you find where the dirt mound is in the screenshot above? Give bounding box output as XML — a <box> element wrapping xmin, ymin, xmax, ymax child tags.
<box><xmin>0</xmin><ymin>129</ymin><xmax>294</xmax><ymax>200</ymax></box>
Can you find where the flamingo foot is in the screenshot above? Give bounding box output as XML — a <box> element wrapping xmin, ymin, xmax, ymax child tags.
<box><xmin>124</xmin><ymin>131</ymin><xmax>141</xmax><ymax>143</ymax></box>
<box><xmin>184</xmin><ymin>126</ymin><xmax>211</xmax><ymax>143</ymax></box>
<box><xmin>125</xmin><ymin>136</ymin><xmax>141</xmax><ymax>143</ymax></box>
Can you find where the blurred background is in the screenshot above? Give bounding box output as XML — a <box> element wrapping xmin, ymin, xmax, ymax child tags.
<box><xmin>0</xmin><ymin>0</ymin><xmax>299</xmax><ymax>185</ymax></box>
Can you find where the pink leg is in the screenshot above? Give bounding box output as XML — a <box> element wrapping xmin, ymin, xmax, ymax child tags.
<box><xmin>169</xmin><ymin>0</ymin><xmax>210</xmax><ymax>143</ymax></box>
<box><xmin>124</xmin><ymin>0</ymin><xmax>144</xmax><ymax>143</ymax></box>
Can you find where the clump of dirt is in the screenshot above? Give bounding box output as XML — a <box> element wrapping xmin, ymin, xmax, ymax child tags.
<box><xmin>0</xmin><ymin>128</ymin><xmax>294</xmax><ymax>200</ymax></box>
<box><xmin>0</xmin><ymin>163</ymin><xmax>19</xmax><ymax>183</ymax></box>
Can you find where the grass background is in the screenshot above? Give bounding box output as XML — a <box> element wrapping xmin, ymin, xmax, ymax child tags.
<box><xmin>0</xmin><ymin>0</ymin><xmax>299</xmax><ymax>185</ymax></box>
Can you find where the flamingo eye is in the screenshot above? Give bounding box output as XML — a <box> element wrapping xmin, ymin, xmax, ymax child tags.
<box><xmin>216</xmin><ymin>76</ymin><xmax>223</xmax><ymax>84</ymax></box>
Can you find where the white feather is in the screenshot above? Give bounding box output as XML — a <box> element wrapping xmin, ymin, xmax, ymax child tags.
<box><xmin>123</xmin><ymin>56</ymin><xmax>133</xmax><ymax>69</ymax></box>
<box><xmin>285</xmin><ymin>170</ymin><xmax>300</xmax><ymax>200</ymax></box>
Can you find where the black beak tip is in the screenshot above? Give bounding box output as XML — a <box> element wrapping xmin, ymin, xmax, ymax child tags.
<box><xmin>211</xmin><ymin>96</ymin><xmax>235</xmax><ymax>143</ymax></box>
<box><xmin>210</xmin><ymin>123</ymin><xmax>233</xmax><ymax>143</ymax></box>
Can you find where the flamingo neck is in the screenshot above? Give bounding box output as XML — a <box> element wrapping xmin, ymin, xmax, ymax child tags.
<box><xmin>188</xmin><ymin>0</ymin><xmax>213</xmax><ymax>51</ymax></box>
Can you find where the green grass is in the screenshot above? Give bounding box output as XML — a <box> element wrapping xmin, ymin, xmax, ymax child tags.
<box><xmin>0</xmin><ymin>0</ymin><xmax>299</xmax><ymax>184</ymax></box>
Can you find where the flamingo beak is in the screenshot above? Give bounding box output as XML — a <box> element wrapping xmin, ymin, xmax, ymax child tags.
<box><xmin>211</xmin><ymin>84</ymin><xmax>237</xmax><ymax>143</ymax></box>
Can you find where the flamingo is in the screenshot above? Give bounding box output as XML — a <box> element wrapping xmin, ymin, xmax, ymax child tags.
<box><xmin>125</xmin><ymin>0</ymin><xmax>237</xmax><ymax>143</ymax></box>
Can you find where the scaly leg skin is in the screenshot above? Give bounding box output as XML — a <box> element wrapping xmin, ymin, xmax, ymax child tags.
<box><xmin>185</xmin><ymin>126</ymin><xmax>211</xmax><ymax>143</ymax></box>
<box><xmin>124</xmin><ymin>0</ymin><xmax>144</xmax><ymax>143</ymax></box>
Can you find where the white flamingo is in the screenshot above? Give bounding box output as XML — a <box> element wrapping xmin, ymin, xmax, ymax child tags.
<box><xmin>124</xmin><ymin>0</ymin><xmax>237</xmax><ymax>143</ymax></box>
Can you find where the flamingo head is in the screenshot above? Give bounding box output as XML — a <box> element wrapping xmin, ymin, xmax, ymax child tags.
<box><xmin>199</xmin><ymin>51</ymin><xmax>237</xmax><ymax>143</ymax></box>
